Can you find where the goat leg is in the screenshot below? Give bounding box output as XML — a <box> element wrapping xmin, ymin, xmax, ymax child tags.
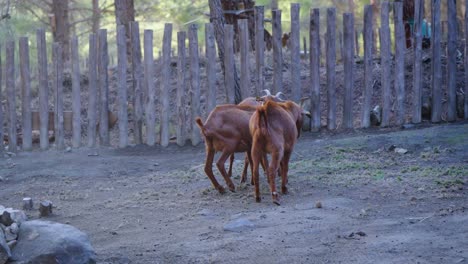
<box><xmin>280</xmin><ymin>151</ymin><xmax>291</xmax><ymax>195</ymax></box>
<box><xmin>240</xmin><ymin>153</ymin><xmax>249</xmax><ymax>184</ymax></box>
<box><xmin>216</xmin><ymin>151</ymin><xmax>236</xmax><ymax>192</ymax></box>
<box><xmin>228</xmin><ymin>154</ymin><xmax>235</xmax><ymax>177</ymax></box>
<box><xmin>204</xmin><ymin>144</ymin><xmax>226</xmax><ymax>194</ymax></box>
<box><xmin>269</xmin><ymin>151</ymin><xmax>282</xmax><ymax>206</ymax></box>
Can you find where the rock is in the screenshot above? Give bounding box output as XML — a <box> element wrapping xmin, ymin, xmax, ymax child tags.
<box><xmin>6</xmin><ymin>240</ymin><xmax>16</xmax><ymax>250</ymax></box>
<box><xmin>315</xmin><ymin>201</ymin><xmax>322</xmax><ymax>208</ymax></box>
<box><xmin>4</xmin><ymin>226</ymin><xmax>17</xmax><ymax>242</ymax></box>
<box><xmin>394</xmin><ymin>148</ymin><xmax>408</xmax><ymax>154</ymax></box>
<box><xmin>22</xmin><ymin>197</ymin><xmax>33</xmax><ymax>210</ymax></box>
<box><xmin>10</xmin><ymin>220</ymin><xmax>96</xmax><ymax>264</ymax></box>
<box><xmin>66</xmin><ymin>146</ymin><xmax>72</xmax><ymax>152</ymax></box>
<box><xmin>402</xmin><ymin>124</ymin><xmax>415</xmax><ymax>129</ymax></box>
<box><xmin>223</xmin><ymin>218</ymin><xmax>255</xmax><ymax>232</ymax></box>
<box><xmin>370</xmin><ymin>105</ymin><xmax>382</xmax><ymax>126</ymax></box>
<box><xmin>0</xmin><ymin>209</ymin><xmax>27</xmax><ymax>226</ymax></box>
<box><xmin>0</xmin><ymin>227</ymin><xmax>11</xmax><ymax>264</ymax></box>
<box><xmin>39</xmin><ymin>200</ymin><xmax>53</xmax><ymax>217</ymax></box>
<box><xmin>387</xmin><ymin>144</ymin><xmax>396</xmax><ymax>152</ymax></box>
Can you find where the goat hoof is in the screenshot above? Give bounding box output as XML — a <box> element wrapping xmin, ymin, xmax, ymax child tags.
<box><xmin>272</xmin><ymin>193</ymin><xmax>280</xmax><ymax>205</ymax></box>
<box><xmin>217</xmin><ymin>186</ymin><xmax>226</xmax><ymax>194</ymax></box>
<box><xmin>255</xmin><ymin>196</ymin><xmax>261</xmax><ymax>203</ymax></box>
<box><xmin>282</xmin><ymin>186</ymin><xmax>288</xmax><ymax>194</ymax></box>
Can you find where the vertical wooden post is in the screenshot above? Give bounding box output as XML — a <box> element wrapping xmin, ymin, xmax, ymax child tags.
<box><xmin>176</xmin><ymin>31</ymin><xmax>187</xmax><ymax>146</ymax></box>
<box><xmin>412</xmin><ymin>0</ymin><xmax>423</xmax><ymax>124</ymax></box>
<box><xmin>291</xmin><ymin>3</ymin><xmax>301</xmax><ymax>102</ymax></box>
<box><xmin>144</xmin><ymin>30</ymin><xmax>156</xmax><ymax>146</ymax></box>
<box><xmin>343</xmin><ymin>13</ymin><xmax>355</xmax><ymax>129</ymax></box>
<box><xmin>71</xmin><ymin>36</ymin><xmax>81</xmax><ymax>147</ymax></box>
<box><xmin>431</xmin><ymin>0</ymin><xmax>442</xmax><ymax>123</ymax></box>
<box><xmin>130</xmin><ymin>22</ymin><xmax>144</xmax><ymax>144</ymax></box>
<box><xmin>447</xmin><ymin>0</ymin><xmax>457</xmax><ymax>121</ymax></box>
<box><xmin>394</xmin><ymin>2</ymin><xmax>405</xmax><ymax>126</ymax></box>
<box><xmin>326</xmin><ymin>8</ymin><xmax>337</xmax><ymax>130</ymax></box>
<box><xmin>19</xmin><ymin>37</ymin><xmax>32</xmax><ymax>150</ymax></box>
<box><xmin>189</xmin><ymin>24</ymin><xmax>201</xmax><ymax>146</ymax></box>
<box><xmin>52</xmin><ymin>43</ymin><xmax>64</xmax><ymax>150</ymax></box>
<box><xmin>255</xmin><ymin>6</ymin><xmax>265</xmax><ymax>97</ymax></box>
<box><xmin>160</xmin><ymin>23</ymin><xmax>172</xmax><ymax>147</ymax></box>
<box><xmin>0</xmin><ymin>44</ymin><xmax>3</xmax><ymax>154</ymax></box>
<box><xmin>87</xmin><ymin>34</ymin><xmax>98</xmax><ymax>147</ymax></box>
<box><xmin>117</xmin><ymin>25</ymin><xmax>128</xmax><ymax>148</ymax></box>
<box><xmin>36</xmin><ymin>29</ymin><xmax>49</xmax><ymax>150</ymax></box>
<box><xmin>272</xmin><ymin>9</ymin><xmax>283</xmax><ymax>94</ymax></box>
<box><xmin>310</xmin><ymin>8</ymin><xmax>321</xmax><ymax>131</ymax></box>
<box><xmin>238</xmin><ymin>19</ymin><xmax>250</xmax><ymax>99</ymax></box>
<box><xmin>465</xmin><ymin>0</ymin><xmax>468</xmax><ymax>119</ymax></box>
<box><xmin>205</xmin><ymin>23</ymin><xmax>217</xmax><ymax>114</ymax></box>
<box><xmin>6</xmin><ymin>41</ymin><xmax>17</xmax><ymax>152</ymax></box>
<box><xmin>98</xmin><ymin>29</ymin><xmax>110</xmax><ymax>146</ymax></box>
<box><xmin>361</xmin><ymin>5</ymin><xmax>373</xmax><ymax>128</ymax></box>
<box><xmin>224</xmin><ymin>25</ymin><xmax>235</xmax><ymax>104</ymax></box>
<box><xmin>380</xmin><ymin>2</ymin><xmax>391</xmax><ymax>127</ymax></box>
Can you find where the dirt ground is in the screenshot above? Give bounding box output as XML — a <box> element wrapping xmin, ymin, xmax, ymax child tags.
<box><xmin>0</xmin><ymin>121</ymin><xmax>467</xmax><ymax>263</ymax></box>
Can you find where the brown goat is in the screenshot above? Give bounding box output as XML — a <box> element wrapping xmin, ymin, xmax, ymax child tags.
<box><xmin>250</xmin><ymin>100</ymin><xmax>310</xmax><ymax>205</ymax></box>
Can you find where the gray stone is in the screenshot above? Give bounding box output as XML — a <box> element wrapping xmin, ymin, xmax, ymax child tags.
<box><xmin>223</xmin><ymin>218</ymin><xmax>255</xmax><ymax>232</ymax></box>
<box><xmin>10</xmin><ymin>220</ymin><xmax>96</xmax><ymax>264</ymax></box>
<box><xmin>0</xmin><ymin>228</ymin><xmax>11</xmax><ymax>264</ymax></box>
<box><xmin>0</xmin><ymin>209</ymin><xmax>27</xmax><ymax>226</ymax></box>
<box><xmin>22</xmin><ymin>198</ymin><xmax>33</xmax><ymax>210</ymax></box>
<box><xmin>4</xmin><ymin>227</ymin><xmax>17</xmax><ymax>242</ymax></box>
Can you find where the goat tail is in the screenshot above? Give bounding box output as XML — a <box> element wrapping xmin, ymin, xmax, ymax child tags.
<box><xmin>195</xmin><ymin>117</ymin><xmax>206</xmax><ymax>137</ymax></box>
<box><xmin>257</xmin><ymin>106</ymin><xmax>269</xmax><ymax>136</ymax></box>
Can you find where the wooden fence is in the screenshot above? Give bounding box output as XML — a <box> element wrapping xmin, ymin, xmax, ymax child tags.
<box><xmin>1</xmin><ymin>1</ymin><xmax>468</xmax><ymax>153</ymax></box>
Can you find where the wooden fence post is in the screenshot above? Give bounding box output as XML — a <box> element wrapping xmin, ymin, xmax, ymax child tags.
<box><xmin>238</xmin><ymin>19</ymin><xmax>250</xmax><ymax>99</ymax></box>
<box><xmin>412</xmin><ymin>0</ymin><xmax>423</xmax><ymax>124</ymax></box>
<box><xmin>6</xmin><ymin>41</ymin><xmax>16</xmax><ymax>152</ymax></box>
<box><xmin>19</xmin><ymin>37</ymin><xmax>32</xmax><ymax>150</ymax></box>
<box><xmin>343</xmin><ymin>13</ymin><xmax>355</xmax><ymax>129</ymax></box>
<box><xmin>380</xmin><ymin>2</ymin><xmax>391</xmax><ymax>127</ymax></box>
<box><xmin>431</xmin><ymin>0</ymin><xmax>442</xmax><ymax>123</ymax></box>
<box><xmin>71</xmin><ymin>36</ymin><xmax>81</xmax><ymax>148</ymax></box>
<box><xmin>36</xmin><ymin>29</ymin><xmax>49</xmax><ymax>150</ymax></box>
<box><xmin>361</xmin><ymin>5</ymin><xmax>373</xmax><ymax>128</ymax></box>
<box><xmin>98</xmin><ymin>29</ymin><xmax>110</xmax><ymax>146</ymax></box>
<box><xmin>160</xmin><ymin>23</ymin><xmax>173</xmax><ymax>147</ymax></box>
<box><xmin>176</xmin><ymin>31</ymin><xmax>187</xmax><ymax>146</ymax></box>
<box><xmin>205</xmin><ymin>23</ymin><xmax>217</xmax><ymax>114</ymax></box>
<box><xmin>224</xmin><ymin>25</ymin><xmax>235</xmax><ymax>104</ymax></box>
<box><xmin>447</xmin><ymin>0</ymin><xmax>457</xmax><ymax>121</ymax></box>
<box><xmin>291</xmin><ymin>3</ymin><xmax>301</xmax><ymax>102</ymax></box>
<box><xmin>255</xmin><ymin>6</ymin><xmax>265</xmax><ymax>96</ymax></box>
<box><xmin>272</xmin><ymin>9</ymin><xmax>283</xmax><ymax>94</ymax></box>
<box><xmin>130</xmin><ymin>22</ymin><xmax>144</xmax><ymax>144</ymax></box>
<box><xmin>117</xmin><ymin>25</ymin><xmax>129</xmax><ymax>148</ymax></box>
<box><xmin>310</xmin><ymin>8</ymin><xmax>321</xmax><ymax>131</ymax></box>
<box><xmin>394</xmin><ymin>2</ymin><xmax>405</xmax><ymax>126</ymax></box>
<box><xmin>465</xmin><ymin>0</ymin><xmax>468</xmax><ymax>119</ymax></box>
<box><xmin>326</xmin><ymin>8</ymin><xmax>337</xmax><ymax>130</ymax></box>
<box><xmin>0</xmin><ymin>44</ymin><xmax>3</xmax><ymax>154</ymax></box>
<box><xmin>144</xmin><ymin>30</ymin><xmax>156</xmax><ymax>146</ymax></box>
<box><xmin>52</xmin><ymin>43</ymin><xmax>64</xmax><ymax>150</ymax></box>
<box><xmin>87</xmin><ymin>34</ymin><xmax>98</xmax><ymax>148</ymax></box>
<box><xmin>189</xmin><ymin>24</ymin><xmax>201</xmax><ymax>146</ymax></box>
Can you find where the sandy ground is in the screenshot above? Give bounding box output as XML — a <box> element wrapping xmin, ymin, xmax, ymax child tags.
<box><xmin>1</xmin><ymin>122</ymin><xmax>467</xmax><ymax>264</ymax></box>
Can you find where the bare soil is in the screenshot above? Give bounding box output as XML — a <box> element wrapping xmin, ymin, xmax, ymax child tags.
<box><xmin>1</xmin><ymin>122</ymin><xmax>467</xmax><ymax>263</ymax></box>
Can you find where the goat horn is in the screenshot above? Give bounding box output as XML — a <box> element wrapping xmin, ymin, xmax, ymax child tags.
<box><xmin>262</xmin><ymin>89</ymin><xmax>272</xmax><ymax>96</ymax></box>
<box><xmin>275</xmin><ymin>92</ymin><xmax>287</xmax><ymax>101</ymax></box>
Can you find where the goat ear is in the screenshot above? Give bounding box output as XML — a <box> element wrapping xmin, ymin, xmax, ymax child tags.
<box><xmin>302</xmin><ymin>109</ymin><xmax>311</xmax><ymax>118</ymax></box>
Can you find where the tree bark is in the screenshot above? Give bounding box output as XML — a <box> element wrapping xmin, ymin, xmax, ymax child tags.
<box><xmin>51</xmin><ymin>0</ymin><xmax>70</xmax><ymax>66</ymax></box>
<box><xmin>92</xmin><ymin>0</ymin><xmax>100</xmax><ymax>33</ymax></box>
<box><xmin>114</xmin><ymin>0</ymin><xmax>135</xmax><ymax>65</ymax></box>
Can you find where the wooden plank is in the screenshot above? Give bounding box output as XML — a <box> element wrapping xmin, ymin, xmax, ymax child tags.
<box><xmin>361</xmin><ymin>5</ymin><xmax>373</xmax><ymax>128</ymax></box>
<box><xmin>160</xmin><ymin>23</ymin><xmax>173</xmax><ymax>147</ymax></box>
<box><xmin>380</xmin><ymin>2</ymin><xmax>391</xmax><ymax>127</ymax></box>
<box><xmin>447</xmin><ymin>0</ymin><xmax>457</xmax><ymax>121</ymax></box>
<box><xmin>310</xmin><ymin>8</ymin><xmax>321</xmax><ymax>131</ymax></box>
<box><xmin>224</xmin><ymin>24</ymin><xmax>235</xmax><ymax>104</ymax></box>
<box><xmin>431</xmin><ymin>0</ymin><xmax>442</xmax><ymax>123</ymax></box>
<box><xmin>52</xmin><ymin>43</ymin><xmax>64</xmax><ymax>150</ymax></box>
<box><xmin>0</xmin><ymin>44</ymin><xmax>3</xmax><ymax>154</ymax></box>
<box><xmin>71</xmin><ymin>36</ymin><xmax>81</xmax><ymax>147</ymax></box>
<box><xmin>272</xmin><ymin>9</ymin><xmax>283</xmax><ymax>94</ymax></box>
<box><xmin>117</xmin><ymin>25</ymin><xmax>129</xmax><ymax>148</ymax></box>
<box><xmin>19</xmin><ymin>37</ymin><xmax>32</xmax><ymax>150</ymax></box>
<box><xmin>326</xmin><ymin>8</ymin><xmax>336</xmax><ymax>130</ymax></box>
<box><xmin>343</xmin><ymin>13</ymin><xmax>355</xmax><ymax>129</ymax></box>
<box><xmin>87</xmin><ymin>34</ymin><xmax>98</xmax><ymax>148</ymax></box>
<box><xmin>176</xmin><ymin>31</ymin><xmax>187</xmax><ymax>146</ymax></box>
<box><xmin>130</xmin><ymin>22</ymin><xmax>144</xmax><ymax>144</ymax></box>
<box><xmin>144</xmin><ymin>30</ymin><xmax>156</xmax><ymax>146</ymax></box>
<box><xmin>36</xmin><ymin>28</ymin><xmax>49</xmax><ymax>150</ymax></box>
<box><xmin>290</xmin><ymin>3</ymin><xmax>301</xmax><ymax>102</ymax></box>
<box><xmin>394</xmin><ymin>2</ymin><xmax>405</xmax><ymax>126</ymax></box>
<box><xmin>98</xmin><ymin>29</ymin><xmax>110</xmax><ymax>146</ymax></box>
<box><xmin>189</xmin><ymin>24</ymin><xmax>201</xmax><ymax>146</ymax></box>
<box><xmin>205</xmin><ymin>23</ymin><xmax>217</xmax><ymax>114</ymax></box>
<box><xmin>255</xmin><ymin>6</ymin><xmax>265</xmax><ymax>97</ymax></box>
<box><xmin>412</xmin><ymin>0</ymin><xmax>423</xmax><ymax>123</ymax></box>
<box><xmin>238</xmin><ymin>19</ymin><xmax>250</xmax><ymax>99</ymax></box>
<box><xmin>6</xmin><ymin>41</ymin><xmax>17</xmax><ymax>152</ymax></box>
<box><xmin>465</xmin><ymin>0</ymin><xmax>468</xmax><ymax>119</ymax></box>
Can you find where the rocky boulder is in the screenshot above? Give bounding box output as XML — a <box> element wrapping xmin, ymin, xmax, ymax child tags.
<box><xmin>0</xmin><ymin>227</ymin><xmax>11</xmax><ymax>264</ymax></box>
<box><xmin>9</xmin><ymin>220</ymin><xmax>96</xmax><ymax>264</ymax></box>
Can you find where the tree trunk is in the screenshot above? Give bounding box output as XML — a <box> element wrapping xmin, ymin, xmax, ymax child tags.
<box><xmin>92</xmin><ymin>0</ymin><xmax>100</xmax><ymax>33</ymax></box>
<box><xmin>114</xmin><ymin>0</ymin><xmax>135</xmax><ymax>65</ymax></box>
<box><xmin>51</xmin><ymin>0</ymin><xmax>70</xmax><ymax>67</ymax></box>
<box><xmin>209</xmin><ymin>0</ymin><xmax>242</xmax><ymax>104</ymax></box>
